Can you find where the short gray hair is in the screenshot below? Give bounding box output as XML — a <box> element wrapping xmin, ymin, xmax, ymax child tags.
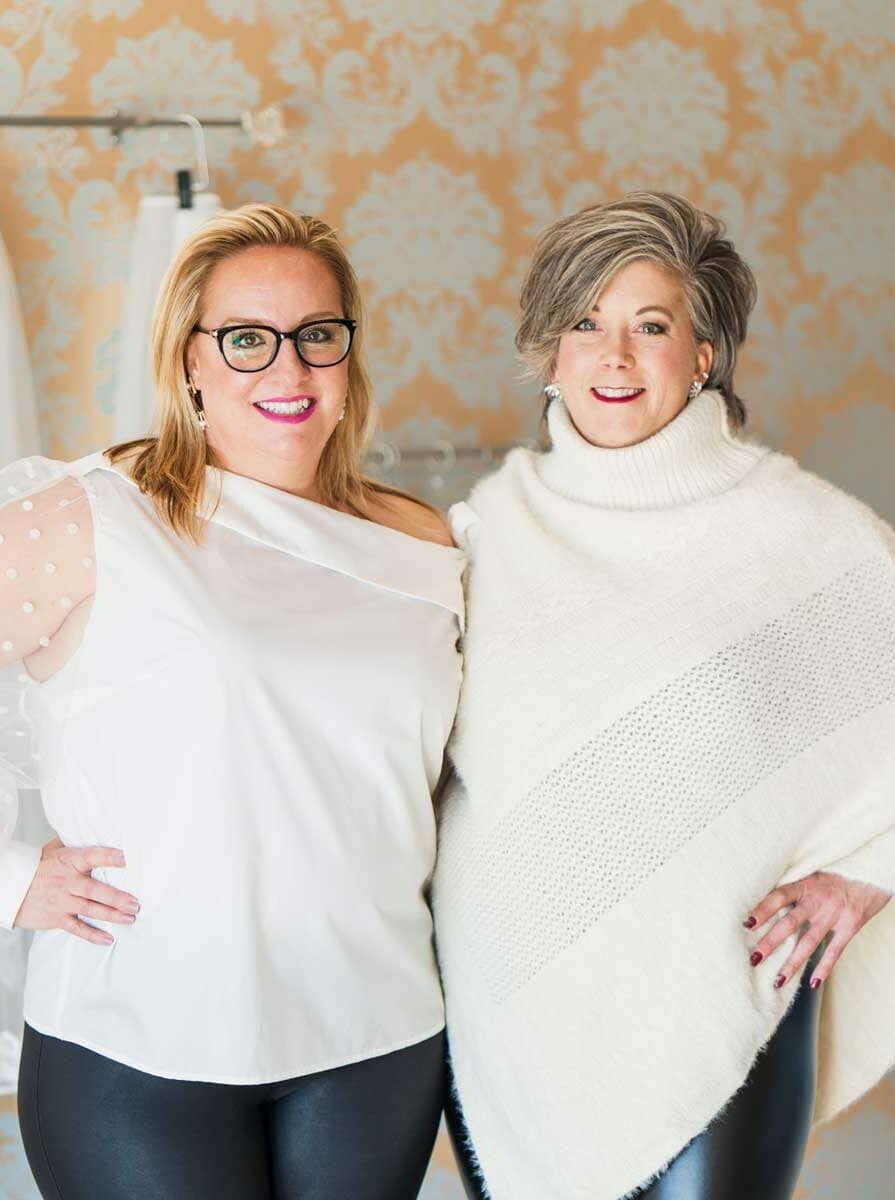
<box><xmin>516</xmin><ymin>191</ymin><xmax>758</xmax><ymax>427</ymax></box>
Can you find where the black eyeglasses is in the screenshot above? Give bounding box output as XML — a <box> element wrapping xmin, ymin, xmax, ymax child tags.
<box><xmin>193</xmin><ymin>319</ymin><xmax>357</xmax><ymax>372</ymax></box>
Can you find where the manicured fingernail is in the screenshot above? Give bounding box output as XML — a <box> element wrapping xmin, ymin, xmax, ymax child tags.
<box><xmin>125</xmin><ymin>901</ymin><xmax>140</xmax><ymax>914</ymax></box>
<box><xmin>115</xmin><ymin>853</ymin><xmax>126</xmax><ymax>866</ymax></box>
<box><xmin>774</xmin><ymin>974</ymin><xmax>786</xmax><ymax>989</ymax></box>
<box><xmin>810</xmin><ymin>977</ymin><xmax>823</xmax><ymax>990</ymax></box>
<box><xmin>102</xmin><ymin>934</ymin><xmax>114</xmax><ymax>945</ymax></box>
<box><xmin>743</xmin><ymin>916</ymin><xmax>757</xmax><ymax>929</ymax></box>
<box><xmin>750</xmin><ymin>951</ymin><xmax>763</xmax><ymax>966</ymax></box>
<box><xmin>122</xmin><ymin>914</ymin><xmax>136</xmax><ymax>924</ymax></box>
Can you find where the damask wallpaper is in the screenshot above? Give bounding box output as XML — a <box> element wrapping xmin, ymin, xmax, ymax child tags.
<box><xmin>0</xmin><ymin>1</ymin><xmax>893</xmax><ymax>1197</ymax></box>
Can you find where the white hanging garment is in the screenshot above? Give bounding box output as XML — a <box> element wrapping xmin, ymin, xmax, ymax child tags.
<box><xmin>113</xmin><ymin>193</ymin><xmax>223</xmax><ymax>443</ymax></box>
<box><xmin>0</xmin><ymin>234</ymin><xmax>41</xmax><ymax>467</ymax></box>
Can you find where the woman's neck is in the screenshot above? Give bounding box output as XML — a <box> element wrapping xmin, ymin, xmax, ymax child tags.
<box><xmin>206</xmin><ymin>442</ymin><xmax>323</xmax><ymax>501</ymax></box>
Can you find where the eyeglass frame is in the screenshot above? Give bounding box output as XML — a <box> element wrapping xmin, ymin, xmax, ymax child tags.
<box><xmin>192</xmin><ymin>318</ymin><xmax>357</xmax><ymax>372</ymax></box>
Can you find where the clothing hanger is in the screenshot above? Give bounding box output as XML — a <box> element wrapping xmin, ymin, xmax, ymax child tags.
<box><xmin>174</xmin><ymin>114</ymin><xmax>210</xmax><ymax>209</ymax></box>
<box><xmin>175</xmin><ymin>169</ymin><xmax>193</xmax><ymax>209</ymax></box>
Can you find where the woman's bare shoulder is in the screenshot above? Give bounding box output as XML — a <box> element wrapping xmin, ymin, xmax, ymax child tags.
<box><xmin>364</xmin><ymin>489</ymin><xmax>455</xmax><ymax>548</ymax></box>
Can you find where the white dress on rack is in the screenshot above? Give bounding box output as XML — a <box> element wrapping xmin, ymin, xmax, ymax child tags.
<box><xmin>113</xmin><ymin>193</ymin><xmax>223</xmax><ymax>443</ymax></box>
<box><xmin>0</xmin><ymin>233</ymin><xmax>41</xmax><ymax>466</ymax></box>
<box><xmin>0</xmin><ymin>452</ymin><xmax>464</xmax><ymax>1087</ymax></box>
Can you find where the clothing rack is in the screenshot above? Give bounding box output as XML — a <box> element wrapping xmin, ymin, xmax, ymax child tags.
<box><xmin>0</xmin><ymin>107</ymin><xmax>285</xmax><ymax>147</ymax></box>
<box><xmin>364</xmin><ymin>440</ymin><xmax>537</xmax><ymax>473</ymax></box>
<box><xmin>1</xmin><ymin>112</ymin><xmax>241</xmax><ymax>141</ymax></box>
<box><xmin>0</xmin><ymin>109</ymin><xmax>285</xmax><ymax>202</ymax></box>
<box><xmin>2</xmin><ymin>110</ymin><xmax>524</xmax><ymax>463</ymax></box>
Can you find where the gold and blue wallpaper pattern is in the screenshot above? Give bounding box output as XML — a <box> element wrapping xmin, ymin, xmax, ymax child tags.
<box><xmin>0</xmin><ymin>2</ymin><xmax>893</xmax><ymax>1196</ymax></box>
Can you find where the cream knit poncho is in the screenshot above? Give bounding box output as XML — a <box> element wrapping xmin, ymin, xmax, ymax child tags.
<box><xmin>432</xmin><ymin>390</ymin><xmax>895</xmax><ymax>1200</ymax></box>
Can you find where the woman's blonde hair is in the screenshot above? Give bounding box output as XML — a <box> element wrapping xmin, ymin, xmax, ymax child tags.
<box><xmin>516</xmin><ymin>191</ymin><xmax>758</xmax><ymax>427</ymax></box>
<box><xmin>108</xmin><ymin>203</ymin><xmax>378</xmax><ymax>540</ymax></box>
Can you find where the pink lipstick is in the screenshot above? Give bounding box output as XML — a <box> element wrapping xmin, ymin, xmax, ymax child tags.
<box><xmin>253</xmin><ymin>396</ymin><xmax>317</xmax><ymax>424</ymax></box>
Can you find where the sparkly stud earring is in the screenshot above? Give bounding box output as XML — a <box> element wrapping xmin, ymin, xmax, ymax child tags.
<box><xmin>688</xmin><ymin>372</ymin><xmax>709</xmax><ymax>402</ymax></box>
<box><xmin>544</xmin><ymin>383</ymin><xmax>562</xmax><ymax>404</ymax></box>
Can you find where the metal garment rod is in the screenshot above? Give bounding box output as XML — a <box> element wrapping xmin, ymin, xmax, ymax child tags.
<box><xmin>364</xmin><ymin>441</ymin><xmax>534</xmax><ymax>473</ymax></box>
<box><xmin>3</xmin><ymin>110</ymin><xmax>523</xmax><ymax>464</ymax></box>
<box><xmin>380</xmin><ymin>445</ymin><xmax>524</xmax><ymax>459</ymax></box>
<box><xmin>0</xmin><ymin>113</ymin><xmax>243</xmax><ymax>142</ymax></box>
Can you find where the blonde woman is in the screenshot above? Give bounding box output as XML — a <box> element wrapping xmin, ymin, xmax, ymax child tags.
<box><xmin>433</xmin><ymin>192</ymin><xmax>895</xmax><ymax>1200</ymax></box>
<box><xmin>0</xmin><ymin>204</ymin><xmax>464</xmax><ymax>1199</ymax></box>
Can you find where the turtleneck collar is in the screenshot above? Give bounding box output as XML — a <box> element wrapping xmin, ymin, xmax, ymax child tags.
<box><xmin>535</xmin><ymin>388</ymin><xmax>768</xmax><ymax>510</ymax></box>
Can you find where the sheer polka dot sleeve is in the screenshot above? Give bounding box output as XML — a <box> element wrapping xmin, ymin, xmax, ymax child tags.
<box><xmin>0</xmin><ymin>467</ymin><xmax>95</xmax><ymax>671</ymax></box>
<box><xmin>0</xmin><ymin>457</ymin><xmax>96</xmax><ymax>929</ymax></box>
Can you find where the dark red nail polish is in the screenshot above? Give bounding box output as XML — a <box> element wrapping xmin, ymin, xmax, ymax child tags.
<box><xmin>774</xmin><ymin>974</ymin><xmax>786</xmax><ymax>989</ymax></box>
<box><xmin>810</xmin><ymin>977</ymin><xmax>822</xmax><ymax>990</ymax></box>
<box><xmin>743</xmin><ymin>916</ymin><xmax>757</xmax><ymax>929</ymax></box>
<box><xmin>750</xmin><ymin>951</ymin><xmax>763</xmax><ymax>966</ymax></box>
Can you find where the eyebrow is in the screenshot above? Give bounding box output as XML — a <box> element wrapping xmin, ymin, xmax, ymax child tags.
<box><xmin>636</xmin><ymin>305</ymin><xmax>675</xmax><ymax>319</ymax></box>
<box><xmin>592</xmin><ymin>304</ymin><xmax>676</xmax><ymax>320</ymax></box>
<box><xmin>214</xmin><ymin>310</ymin><xmax>343</xmax><ymax>326</ymax></box>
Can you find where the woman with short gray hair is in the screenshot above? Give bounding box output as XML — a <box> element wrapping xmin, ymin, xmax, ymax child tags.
<box><xmin>433</xmin><ymin>191</ymin><xmax>895</xmax><ymax>1200</ymax></box>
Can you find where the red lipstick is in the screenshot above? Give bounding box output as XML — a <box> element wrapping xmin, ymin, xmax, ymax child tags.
<box><xmin>591</xmin><ymin>388</ymin><xmax>645</xmax><ymax>404</ymax></box>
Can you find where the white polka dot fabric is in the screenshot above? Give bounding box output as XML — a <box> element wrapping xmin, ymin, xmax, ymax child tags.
<box><xmin>0</xmin><ymin>457</ymin><xmax>94</xmax><ymax>878</ymax></box>
<box><xmin>0</xmin><ymin>466</ymin><xmax>94</xmax><ymax>676</ymax></box>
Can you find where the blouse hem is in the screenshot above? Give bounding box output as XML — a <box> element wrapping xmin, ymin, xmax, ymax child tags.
<box><xmin>21</xmin><ymin>1015</ymin><xmax>447</xmax><ymax>1086</ymax></box>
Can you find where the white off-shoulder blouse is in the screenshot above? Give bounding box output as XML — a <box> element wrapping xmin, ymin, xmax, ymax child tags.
<box><xmin>0</xmin><ymin>453</ymin><xmax>464</xmax><ymax>1083</ymax></box>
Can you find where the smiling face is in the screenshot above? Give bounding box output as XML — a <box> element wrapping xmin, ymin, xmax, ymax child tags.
<box><xmin>185</xmin><ymin>244</ymin><xmax>350</xmax><ymax>495</ymax></box>
<box><xmin>551</xmin><ymin>259</ymin><xmax>713</xmax><ymax>449</ymax></box>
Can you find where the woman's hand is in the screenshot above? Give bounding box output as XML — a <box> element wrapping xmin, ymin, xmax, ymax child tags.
<box><xmin>743</xmin><ymin>871</ymin><xmax>891</xmax><ymax>991</ymax></box>
<box><xmin>13</xmin><ymin>838</ymin><xmax>140</xmax><ymax>946</ymax></box>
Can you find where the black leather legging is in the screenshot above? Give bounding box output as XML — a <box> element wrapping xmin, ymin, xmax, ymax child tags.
<box><xmin>447</xmin><ymin>961</ymin><xmax>822</xmax><ymax>1200</ymax></box>
<box><xmin>18</xmin><ymin>1025</ymin><xmax>444</xmax><ymax>1200</ymax></box>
